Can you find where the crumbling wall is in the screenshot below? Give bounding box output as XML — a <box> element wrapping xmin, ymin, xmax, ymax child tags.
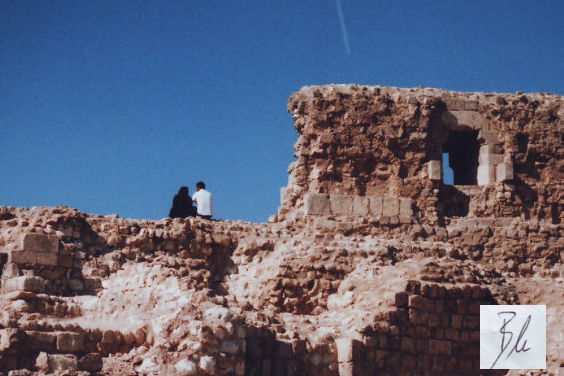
<box><xmin>1</xmin><ymin>85</ymin><xmax>563</xmax><ymax>376</ymax></box>
<box><xmin>278</xmin><ymin>85</ymin><xmax>563</xmax><ymax>225</ymax></box>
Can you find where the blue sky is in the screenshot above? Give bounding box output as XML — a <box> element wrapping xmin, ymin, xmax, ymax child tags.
<box><xmin>1</xmin><ymin>1</ymin><xmax>562</xmax><ymax>222</ymax></box>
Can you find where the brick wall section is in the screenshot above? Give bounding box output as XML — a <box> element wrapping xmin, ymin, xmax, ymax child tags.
<box><xmin>304</xmin><ymin>193</ymin><xmax>414</xmax><ymax>224</ymax></box>
<box><xmin>335</xmin><ymin>281</ymin><xmax>503</xmax><ymax>376</ymax></box>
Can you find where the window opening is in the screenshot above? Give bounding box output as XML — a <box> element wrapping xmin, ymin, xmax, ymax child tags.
<box><xmin>442</xmin><ymin>130</ymin><xmax>479</xmax><ymax>185</ymax></box>
<box><xmin>442</xmin><ymin>153</ymin><xmax>454</xmax><ymax>185</ymax></box>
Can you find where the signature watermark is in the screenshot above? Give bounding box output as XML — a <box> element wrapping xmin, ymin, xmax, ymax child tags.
<box><xmin>480</xmin><ymin>305</ymin><xmax>545</xmax><ymax>370</ymax></box>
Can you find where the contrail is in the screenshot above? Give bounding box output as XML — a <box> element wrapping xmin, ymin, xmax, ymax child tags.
<box><xmin>335</xmin><ymin>0</ymin><xmax>351</xmax><ymax>54</ymax></box>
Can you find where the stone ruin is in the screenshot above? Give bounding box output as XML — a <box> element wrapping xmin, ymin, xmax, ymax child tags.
<box><xmin>0</xmin><ymin>85</ymin><xmax>563</xmax><ymax>376</ymax></box>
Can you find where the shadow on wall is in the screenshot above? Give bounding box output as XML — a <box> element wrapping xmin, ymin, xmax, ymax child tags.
<box><xmin>436</xmin><ymin>186</ymin><xmax>470</xmax><ymax>217</ymax></box>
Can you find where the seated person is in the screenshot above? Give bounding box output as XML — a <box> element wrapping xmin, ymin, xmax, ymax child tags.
<box><xmin>169</xmin><ymin>186</ymin><xmax>196</xmax><ymax>218</ymax></box>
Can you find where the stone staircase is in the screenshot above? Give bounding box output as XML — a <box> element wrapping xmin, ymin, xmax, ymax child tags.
<box><xmin>0</xmin><ymin>275</ymin><xmax>144</xmax><ymax>375</ymax></box>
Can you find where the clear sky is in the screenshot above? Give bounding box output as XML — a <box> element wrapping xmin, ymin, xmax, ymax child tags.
<box><xmin>1</xmin><ymin>1</ymin><xmax>562</xmax><ymax>223</ymax></box>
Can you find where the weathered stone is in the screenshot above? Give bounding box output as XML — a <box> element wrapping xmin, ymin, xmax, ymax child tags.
<box><xmin>449</xmin><ymin>110</ymin><xmax>485</xmax><ymax>129</ymax></box>
<box><xmin>56</xmin><ymin>332</ymin><xmax>85</xmax><ymax>353</ymax></box>
<box><xmin>280</xmin><ymin>187</ymin><xmax>289</xmax><ymax>205</ymax></box>
<box><xmin>428</xmin><ymin>160</ymin><xmax>442</xmax><ymax>181</ymax></box>
<box><xmin>351</xmin><ymin>196</ymin><xmax>369</xmax><ymax>216</ymax></box>
<box><xmin>382</xmin><ymin>197</ymin><xmax>400</xmax><ymax>216</ymax></box>
<box><xmin>337</xmin><ymin>362</ymin><xmax>355</xmax><ymax>376</ymax></box>
<box><xmin>304</xmin><ymin>193</ymin><xmax>331</xmax><ymax>215</ymax></box>
<box><xmin>69</xmin><ymin>279</ymin><xmax>85</xmax><ymax>292</ymax></box>
<box><xmin>47</xmin><ymin>354</ymin><xmax>79</xmax><ymax>372</ymax></box>
<box><xmin>35</xmin><ymin>352</ymin><xmax>49</xmax><ymax>371</ymax></box>
<box><xmin>429</xmin><ymin>339</ymin><xmax>452</xmax><ymax>356</ymax></box>
<box><xmin>3</xmin><ymin>276</ymin><xmax>46</xmax><ymax>294</ymax></box>
<box><xmin>175</xmin><ymin>359</ymin><xmax>197</xmax><ymax>376</ymax></box>
<box><xmin>27</xmin><ymin>331</ymin><xmax>56</xmax><ymax>352</ymax></box>
<box><xmin>0</xmin><ymin>329</ymin><xmax>25</xmax><ymax>354</ymax></box>
<box><xmin>479</xmin><ymin>145</ymin><xmax>504</xmax><ymax>165</ymax></box>
<box><xmin>78</xmin><ymin>353</ymin><xmax>103</xmax><ymax>372</ymax></box>
<box><xmin>330</xmin><ymin>194</ymin><xmax>353</xmax><ymax>215</ymax></box>
<box><xmin>21</xmin><ymin>233</ymin><xmax>59</xmax><ymax>253</ymax></box>
<box><xmin>496</xmin><ymin>162</ymin><xmax>514</xmax><ymax>182</ymax></box>
<box><xmin>477</xmin><ymin>163</ymin><xmax>496</xmax><ymax>185</ymax></box>
<box><xmin>369</xmin><ymin>197</ymin><xmax>383</xmax><ymax>216</ymax></box>
<box><xmin>399</xmin><ymin>198</ymin><xmax>413</xmax><ymax>217</ymax></box>
<box><xmin>35</xmin><ymin>251</ymin><xmax>58</xmax><ymax>266</ymax></box>
<box><xmin>199</xmin><ymin>355</ymin><xmax>216</xmax><ymax>374</ymax></box>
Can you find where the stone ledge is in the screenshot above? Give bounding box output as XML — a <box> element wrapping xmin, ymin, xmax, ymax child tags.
<box><xmin>304</xmin><ymin>193</ymin><xmax>414</xmax><ymax>219</ymax></box>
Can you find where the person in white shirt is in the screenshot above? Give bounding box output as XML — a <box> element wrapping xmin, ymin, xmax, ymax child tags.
<box><xmin>192</xmin><ymin>181</ymin><xmax>213</xmax><ymax>220</ymax></box>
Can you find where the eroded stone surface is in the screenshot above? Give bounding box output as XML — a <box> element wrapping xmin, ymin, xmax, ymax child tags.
<box><xmin>0</xmin><ymin>85</ymin><xmax>562</xmax><ymax>376</ymax></box>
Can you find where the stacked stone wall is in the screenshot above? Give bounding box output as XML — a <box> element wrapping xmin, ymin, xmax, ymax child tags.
<box><xmin>335</xmin><ymin>281</ymin><xmax>500</xmax><ymax>376</ymax></box>
<box><xmin>278</xmin><ymin>85</ymin><xmax>563</xmax><ymax>225</ymax></box>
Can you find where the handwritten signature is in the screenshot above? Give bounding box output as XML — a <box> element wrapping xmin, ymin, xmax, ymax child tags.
<box><xmin>490</xmin><ymin>311</ymin><xmax>532</xmax><ymax>368</ymax></box>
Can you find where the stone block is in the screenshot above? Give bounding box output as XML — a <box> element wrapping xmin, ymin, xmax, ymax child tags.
<box><xmin>477</xmin><ymin>164</ymin><xmax>496</xmax><ymax>186</ymax></box>
<box><xmin>382</xmin><ymin>197</ymin><xmax>400</xmax><ymax>216</ymax></box>
<box><xmin>428</xmin><ymin>160</ymin><xmax>442</xmax><ymax>181</ymax></box>
<box><xmin>409</xmin><ymin>295</ymin><xmax>434</xmax><ymax>311</ymax></box>
<box><xmin>399</xmin><ymin>198</ymin><xmax>413</xmax><ymax>217</ymax></box>
<box><xmin>47</xmin><ymin>354</ymin><xmax>79</xmax><ymax>372</ymax></box>
<box><xmin>35</xmin><ymin>252</ymin><xmax>58</xmax><ymax>266</ymax></box>
<box><xmin>0</xmin><ymin>329</ymin><xmax>25</xmax><ymax>354</ymax></box>
<box><xmin>79</xmin><ymin>353</ymin><xmax>103</xmax><ymax>372</ymax></box>
<box><xmin>69</xmin><ymin>279</ymin><xmax>84</xmax><ymax>292</ymax></box>
<box><xmin>84</xmin><ymin>278</ymin><xmax>103</xmax><ymax>292</ymax></box>
<box><xmin>496</xmin><ymin>162</ymin><xmax>514</xmax><ymax>182</ymax></box>
<box><xmin>3</xmin><ymin>276</ymin><xmax>46</xmax><ymax>294</ymax></box>
<box><xmin>401</xmin><ymin>337</ymin><xmax>416</xmax><ymax>353</ymax></box>
<box><xmin>351</xmin><ymin>196</ymin><xmax>369</xmax><ymax>216</ymax></box>
<box><xmin>429</xmin><ymin>339</ymin><xmax>452</xmax><ymax>356</ymax></box>
<box><xmin>464</xmin><ymin>100</ymin><xmax>478</xmax><ymax>111</ymax></box>
<box><xmin>449</xmin><ymin>110</ymin><xmax>485</xmax><ymax>129</ymax></box>
<box><xmin>399</xmin><ymin>216</ymin><xmax>412</xmax><ymax>224</ymax></box>
<box><xmin>479</xmin><ymin>147</ymin><xmax>504</xmax><ymax>165</ymax></box>
<box><xmin>395</xmin><ymin>292</ymin><xmax>409</xmax><ymax>307</ymax></box>
<box><xmin>330</xmin><ymin>194</ymin><xmax>353</xmax><ymax>215</ymax></box>
<box><xmin>9</xmin><ymin>250</ymin><xmax>35</xmax><ymax>265</ymax></box>
<box><xmin>21</xmin><ymin>233</ymin><xmax>59</xmax><ymax>253</ymax></box>
<box><xmin>443</xmin><ymin>97</ymin><xmax>465</xmax><ymax>110</ymax></box>
<box><xmin>409</xmin><ymin>309</ymin><xmax>428</xmax><ymax>326</ymax></box>
<box><xmin>56</xmin><ymin>332</ymin><xmax>85</xmax><ymax>353</ymax></box>
<box><xmin>26</xmin><ymin>331</ymin><xmax>56</xmax><ymax>352</ymax></box>
<box><xmin>369</xmin><ymin>197</ymin><xmax>383</xmax><ymax>216</ymax></box>
<box><xmin>304</xmin><ymin>193</ymin><xmax>330</xmax><ymax>216</ymax></box>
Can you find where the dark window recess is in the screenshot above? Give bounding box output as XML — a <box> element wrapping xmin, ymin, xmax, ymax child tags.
<box><xmin>442</xmin><ymin>131</ymin><xmax>479</xmax><ymax>185</ymax></box>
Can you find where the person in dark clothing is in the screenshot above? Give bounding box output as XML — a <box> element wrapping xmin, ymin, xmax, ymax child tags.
<box><xmin>169</xmin><ymin>186</ymin><xmax>196</xmax><ymax>218</ymax></box>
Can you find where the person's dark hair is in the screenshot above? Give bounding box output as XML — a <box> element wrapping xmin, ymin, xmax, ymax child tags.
<box><xmin>196</xmin><ymin>181</ymin><xmax>205</xmax><ymax>189</ymax></box>
<box><xmin>169</xmin><ymin>186</ymin><xmax>196</xmax><ymax>218</ymax></box>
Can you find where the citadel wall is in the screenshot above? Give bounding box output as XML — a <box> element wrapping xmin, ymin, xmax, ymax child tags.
<box><xmin>279</xmin><ymin>85</ymin><xmax>563</xmax><ymax>225</ymax></box>
<box><xmin>1</xmin><ymin>85</ymin><xmax>563</xmax><ymax>376</ymax></box>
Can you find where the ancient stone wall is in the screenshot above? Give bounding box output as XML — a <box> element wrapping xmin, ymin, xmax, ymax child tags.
<box><xmin>336</xmin><ymin>280</ymin><xmax>498</xmax><ymax>376</ymax></box>
<box><xmin>1</xmin><ymin>85</ymin><xmax>563</xmax><ymax>376</ymax></box>
<box><xmin>278</xmin><ymin>85</ymin><xmax>563</xmax><ymax>225</ymax></box>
